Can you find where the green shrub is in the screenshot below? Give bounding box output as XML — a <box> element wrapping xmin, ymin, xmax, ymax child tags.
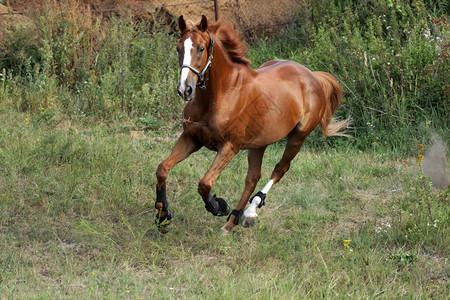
<box><xmin>0</xmin><ymin>2</ymin><xmax>181</xmax><ymax>120</ymax></box>
<box><xmin>248</xmin><ymin>0</ymin><xmax>449</xmax><ymax>151</ymax></box>
<box><xmin>0</xmin><ymin>0</ymin><xmax>448</xmax><ymax>152</ymax></box>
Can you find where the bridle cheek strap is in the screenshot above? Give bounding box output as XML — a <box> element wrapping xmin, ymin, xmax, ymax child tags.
<box><xmin>180</xmin><ymin>32</ymin><xmax>214</xmax><ymax>90</ymax></box>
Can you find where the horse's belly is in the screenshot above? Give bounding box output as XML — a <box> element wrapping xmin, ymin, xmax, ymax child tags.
<box><xmin>239</xmin><ymin>118</ymin><xmax>299</xmax><ymax>149</ymax></box>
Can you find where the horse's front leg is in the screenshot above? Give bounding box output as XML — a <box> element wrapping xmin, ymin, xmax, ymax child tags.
<box><xmin>198</xmin><ymin>142</ymin><xmax>238</xmax><ymax>218</ymax></box>
<box><xmin>155</xmin><ymin>133</ymin><xmax>201</xmax><ymax>232</ymax></box>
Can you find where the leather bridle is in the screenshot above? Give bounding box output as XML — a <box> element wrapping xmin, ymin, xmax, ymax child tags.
<box><xmin>180</xmin><ymin>32</ymin><xmax>214</xmax><ymax>90</ymax></box>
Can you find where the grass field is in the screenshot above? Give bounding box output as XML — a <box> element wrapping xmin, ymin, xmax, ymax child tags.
<box><xmin>1</xmin><ymin>1</ymin><xmax>448</xmax><ymax>297</ymax></box>
<box><xmin>0</xmin><ymin>109</ymin><xmax>448</xmax><ymax>298</ymax></box>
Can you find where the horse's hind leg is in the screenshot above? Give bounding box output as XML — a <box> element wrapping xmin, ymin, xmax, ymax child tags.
<box><xmin>243</xmin><ymin>123</ymin><xmax>311</xmax><ymax>222</ymax></box>
<box><xmin>269</xmin><ymin>127</ymin><xmax>309</xmax><ymax>184</ymax></box>
<box><xmin>221</xmin><ymin>147</ymin><xmax>266</xmax><ymax>234</ymax></box>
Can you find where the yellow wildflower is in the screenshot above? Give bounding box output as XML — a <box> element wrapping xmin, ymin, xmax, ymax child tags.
<box><xmin>418</xmin><ymin>144</ymin><xmax>424</xmax><ymax>151</ymax></box>
<box><xmin>25</xmin><ymin>118</ymin><xmax>29</xmax><ymax>122</ymax></box>
<box><xmin>343</xmin><ymin>239</ymin><xmax>352</xmax><ymax>250</ymax></box>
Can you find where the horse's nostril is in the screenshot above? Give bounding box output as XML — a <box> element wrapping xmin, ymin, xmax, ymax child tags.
<box><xmin>185</xmin><ymin>85</ymin><xmax>193</xmax><ymax>97</ymax></box>
<box><xmin>177</xmin><ymin>83</ymin><xmax>184</xmax><ymax>97</ymax></box>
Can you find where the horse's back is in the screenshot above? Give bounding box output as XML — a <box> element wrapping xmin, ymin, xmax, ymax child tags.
<box><xmin>254</xmin><ymin>59</ymin><xmax>322</xmax><ymax>96</ymax></box>
<box><xmin>250</xmin><ymin>60</ymin><xmax>327</xmax><ymax>139</ymax></box>
<box><xmin>254</xmin><ymin>59</ymin><xmax>323</xmax><ymax>106</ymax></box>
<box><xmin>256</xmin><ymin>60</ymin><xmax>314</xmax><ymax>78</ymax></box>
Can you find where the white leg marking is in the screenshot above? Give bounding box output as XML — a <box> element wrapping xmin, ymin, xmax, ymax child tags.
<box><xmin>179</xmin><ymin>38</ymin><xmax>193</xmax><ymax>93</ymax></box>
<box><xmin>243</xmin><ymin>199</ymin><xmax>259</xmax><ymax>218</ymax></box>
<box><xmin>243</xmin><ymin>179</ymin><xmax>274</xmax><ymax>218</ymax></box>
<box><xmin>261</xmin><ymin>179</ymin><xmax>274</xmax><ymax>194</ymax></box>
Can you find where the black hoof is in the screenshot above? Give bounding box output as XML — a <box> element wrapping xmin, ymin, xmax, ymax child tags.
<box><xmin>205</xmin><ymin>194</ymin><xmax>230</xmax><ymax>216</ymax></box>
<box><xmin>155</xmin><ymin>210</ymin><xmax>173</xmax><ymax>234</ymax></box>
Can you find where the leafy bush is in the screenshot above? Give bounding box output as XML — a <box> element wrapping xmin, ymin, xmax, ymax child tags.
<box><xmin>0</xmin><ymin>0</ymin><xmax>448</xmax><ymax>152</ymax></box>
<box><xmin>0</xmin><ymin>1</ymin><xmax>181</xmax><ymax>119</ymax></box>
<box><xmin>249</xmin><ymin>0</ymin><xmax>449</xmax><ymax>151</ymax></box>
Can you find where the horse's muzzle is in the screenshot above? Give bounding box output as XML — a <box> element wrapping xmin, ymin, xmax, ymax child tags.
<box><xmin>177</xmin><ymin>83</ymin><xmax>194</xmax><ymax>101</ymax></box>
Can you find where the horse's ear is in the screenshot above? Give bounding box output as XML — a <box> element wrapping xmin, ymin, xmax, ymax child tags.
<box><xmin>178</xmin><ymin>15</ymin><xmax>187</xmax><ymax>32</ymax></box>
<box><xmin>198</xmin><ymin>15</ymin><xmax>208</xmax><ymax>32</ymax></box>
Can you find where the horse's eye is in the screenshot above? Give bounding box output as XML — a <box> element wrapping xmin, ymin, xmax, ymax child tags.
<box><xmin>199</xmin><ymin>46</ymin><xmax>205</xmax><ymax>52</ymax></box>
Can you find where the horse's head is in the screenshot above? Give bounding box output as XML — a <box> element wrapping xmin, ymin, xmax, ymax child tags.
<box><xmin>176</xmin><ymin>15</ymin><xmax>214</xmax><ymax>101</ymax></box>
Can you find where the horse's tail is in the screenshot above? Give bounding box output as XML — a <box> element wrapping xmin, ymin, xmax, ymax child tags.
<box><xmin>313</xmin><ymin>71</ymin><xmax>352</xmax><ymax>138</ymax></box>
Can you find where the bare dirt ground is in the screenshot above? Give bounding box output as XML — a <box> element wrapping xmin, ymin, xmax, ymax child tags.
<box><xmin>0</xmin><ymin>3</ymin><xmax>33</xmax><ymax>43</ymax></box>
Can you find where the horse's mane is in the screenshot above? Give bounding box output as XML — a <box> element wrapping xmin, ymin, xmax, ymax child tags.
<box><xmin>207</xmin><ymin>19</ymin><xmax>251</xmax><ymax>66</ymax></box>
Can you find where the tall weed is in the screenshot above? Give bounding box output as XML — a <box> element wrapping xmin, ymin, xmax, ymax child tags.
<box><xmin>0</xmin><ymin>1</ymin><xmax>181</xmax><ymax>119</ymax></box>
<box><xmin>0</xmin><ymin>0</ymin><xmax>448</xmax><ymax>151</ymax></box>
<box><xmin>249</xmin><ymin>0</ymin><xmax>449</xmax><ymax>151</ymax></box>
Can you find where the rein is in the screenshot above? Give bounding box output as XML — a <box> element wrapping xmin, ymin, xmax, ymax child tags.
<box><xmin>180</xmin><ymin>32</ymin><xmax>214</xmax><ymax>90</ymax></box>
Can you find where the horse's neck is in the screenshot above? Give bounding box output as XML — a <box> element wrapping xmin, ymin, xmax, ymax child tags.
<box><xmin>198</xmin><ymin>45</ymin><xmax>253</xmax><ymax>110</ymax></box>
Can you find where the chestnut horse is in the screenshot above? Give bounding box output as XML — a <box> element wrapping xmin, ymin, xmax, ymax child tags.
<box><xmin>155</xmin><ymin>15</ymin><xmax>350</xmax><ymax>234</ymax></box>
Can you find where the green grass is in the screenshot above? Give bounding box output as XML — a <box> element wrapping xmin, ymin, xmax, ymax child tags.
<box><xmin>0</xmin><ymin>110</ymin><xmax>448</xmax><ymax>298</ymax></box>
<box><xmin>1</xmin><ymin>2</ymin><xmax>448</xmax><ymax>297</ymax></box>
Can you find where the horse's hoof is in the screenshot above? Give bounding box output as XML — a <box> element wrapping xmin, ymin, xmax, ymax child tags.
<box><xmin>155</xmin><ymin>211</ymin><xmax>173</xmax><ymax>234</ymax></box>
<box><xmin>220</xmin><ymin>228</ymin><xmax>231</xmax><ymax>236</ymax></box>
<box><xmin>216</xmin><ymin>197</ymin><xmax>230</xmax><ymax>216</ymax></box>
<box><xmin>206</xmin><ymin>194</ymin><xmax>230</xmax><ymax>216</ymax></box>
<box><xmin>241</xmin><ymin>215</ymin><xmax>256</xmax><ymax>227</ymax></box>
<box><xmin>220</xmin><ymin>224</ymin><xmax>233</xmax><ymax>236</ymax></box>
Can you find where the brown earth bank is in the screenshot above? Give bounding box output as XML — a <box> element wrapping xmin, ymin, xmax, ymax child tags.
<box><xmin>1</xmin><ymin>0</ymin><xmax>303</xmax><ymax>35</ymax></box>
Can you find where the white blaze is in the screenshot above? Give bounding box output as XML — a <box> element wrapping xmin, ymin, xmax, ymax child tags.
<box><xmin>179</xmin><ymin>38</ymin><xmax>193</xmax><ymax>93</ymax></box>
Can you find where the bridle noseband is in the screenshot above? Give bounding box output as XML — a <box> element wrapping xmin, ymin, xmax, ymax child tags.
<box><xmin>180</xmin><ymin>32</ymin><xmax>214</xmax><ymax>90</ymax></box>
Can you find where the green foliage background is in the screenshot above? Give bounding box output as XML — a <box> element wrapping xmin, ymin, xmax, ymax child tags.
<box><xmin>0</xmin><ymin>0</ymin><xmax>449</xmax><ymax>153</ymax></box>
<box><xmin>0</xmin><ymin>1</ymin><xmax>449</xmax><ymax>297</ymax></box>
